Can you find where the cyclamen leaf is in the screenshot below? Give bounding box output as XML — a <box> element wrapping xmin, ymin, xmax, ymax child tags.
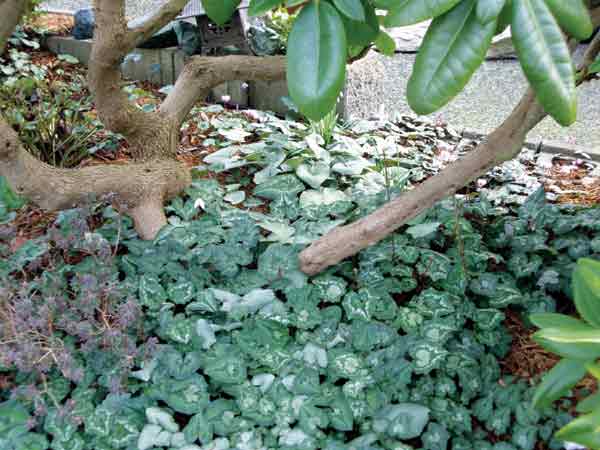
<box><xmin>407</xmin><ymin>0</ymin><xmax>496</xmax><ymax>115</ymax></box>
<box><xmin>287</xmin><ymin>0</ymin><xmax>348</xmax><ymax>120</ymax></box>
<box><xmin>543</xmin><ymin>0</ymin><xmax>593</xmax><ymax>41</ymax></box>
<box><xmin>384</xmin><ymin>0</ymin><xmax>463</xmax><ymax>27</ymax></box>
<box><xmin>476</xmin><ymin>0</ymin><xmax>506</xmax><ymax>24</ymax></box>
<box><xmin>201</xmin><ymin>0</ymin><xmax>241</xmax><ymax>25</ymax></box>
<box><xmin>531</xmin><ymin>359</ymin><xmax>588</xmax><ymax>409</ymax></box>
<box><xmin>511</xmin><ymin>0</ymin><xmax>577</xmax><ymax>126</ymax></box>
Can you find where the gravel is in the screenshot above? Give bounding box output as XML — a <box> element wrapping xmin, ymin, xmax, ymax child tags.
<box><xmin>40</xmin><ymin>0</ymin><xmax>168</xmax><ymax>17</ymax></box>
<box><xmin>347</xmin><ymin>51</ymin><xmax>600</xmax><ymax>150</ymax></box>
<box><xmin>38</xmin><ymin>1</ymin><xmax>600</xmax><ymax>149</ymax></box>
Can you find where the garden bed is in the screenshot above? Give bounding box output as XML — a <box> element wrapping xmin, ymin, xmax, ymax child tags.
<box><xmin>2</xmin><ymin>22</ymin><xmax>600</xmax><ymax>450</ymax></box>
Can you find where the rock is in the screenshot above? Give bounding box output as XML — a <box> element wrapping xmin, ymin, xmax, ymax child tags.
<box><xmin>73</xmin><ymin>9</ymin><xmax>95</xmax><ymax>40</ymax></box>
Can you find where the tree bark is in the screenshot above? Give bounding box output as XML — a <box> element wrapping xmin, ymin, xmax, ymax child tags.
<box><xmin>299</xmin><ymin>90</ymin><xmax>547</xmax><ymax>275</ymax></box>
<box><xmin>161</xmin><ymin>55</ymin><xmax>286</xmax><ymax>123</ymax></box>
<box><xmin>0</xmin><ymin>0</ymin><xmax>288</xmax><ymax>240</ymax></box>
<box><xmin>0</xmin><ymin>120</ymin><xmax>190</xmax><ymax>237</ymax></box>
<box><xmin>0</xmin><ymin>0</ymin><xmax>26</xmax><ymax>51</ymax></box>
<box><xmin>89</xmin><ymin>0</ymin><xmax>177</xmax><ymax>161</ymax></box>
<box><xmin>127</xmin><ymin>0</ymin><xmax>190</xmax><ymax>48</ymax></box>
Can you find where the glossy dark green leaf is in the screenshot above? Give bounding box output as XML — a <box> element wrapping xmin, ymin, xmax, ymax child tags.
<box><xmin>573</xmin><ymin>258</ymin><xmax>600</xmax><ymax>328</ymax></box>
<box><xmin>477</xmin><ymin>0</ymin><xmax>506</xmax><ymax>23</ymax></box>
<box><xmin>249</xmin><ymin>0</ymin><xmax>283</xmax><ymax>17</ymax></box>
<box><xmin>511</xmin><ymin>0</ymin><xmax>577</xmax><ymax>126</ymax></box>
<box><xmin>544</xmin><ymin>0</ymin><xmax>593</xmax><ymax>41</ymax></box>
<box><xmin>555</xmin><ymin>407</ymin><xmax>600</xmax><ymax>449</ymax></box>
<box><xmin>533</xmin><ymin>328</ymin><xmax>600</xmax><ymax>360</ymax></box>
<box><xmin>287</xmin><ymin>0</ymin><xmax>347</xmax><ymax>120</ymax></box>
<box><xmin>375</xmin><ymin>30</ymin><xmax>396</xmax><ymax>56</ymax></box>
<box><xmin>407</xmin><ymin>0</ymin><xmax>496</xmax><ymax>115</ymax></box>
<box><xmin>590</xmin><ymin>57</ymin><xmax>600</xmax><ymax>75</ymax></box>
<box><xmin>384</xmin><ymin>0</ymin><xmax>463</xmax><ymax>27</ymax></box>
<box><xmin>532</xmin><ymin>358</ymin><xmax>588</xmax><ymax>409</ymax></box>
<box><xmin>577</xmin><ymin>392</ymin><xmax>600</xmax><ymax>413</ymax></box>
<box><xmin>530</xmin><ymin>313</ymin><xmax>593</xmax><ymax>330</ymax></box>
<box><xmin>201</xmin><ymin>0</ymin><xmax>242</xmax><ymax>25</ymax></box>
<box><xmin>342</xmin><ymin>0</ymin><xmax>379</xmax><ymax>47</ymax></box>
<box><xmin>495</xmin><ymin>0</ymin><xmax>512</xmax><ymax>33</ymax></box>
<box><xmin>372</xmin><ymin>0</ymin><xmax>397</xmax><ymax>9</ymax></box>
<box><xmin>333</xmin><ymin>0</ymin><xmax>365</xmax><ymax>21</ymax></box>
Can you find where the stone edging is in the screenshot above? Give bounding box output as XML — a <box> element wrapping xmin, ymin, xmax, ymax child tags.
<box><xmin>39</xmin><ymin>24</ymin><xmax>600</xmax><ymax>160</ymax></box>
<box><xmin>461</xmin><ymin>128</ymin><xmax>600</xmax><ymax>162</ymax></box>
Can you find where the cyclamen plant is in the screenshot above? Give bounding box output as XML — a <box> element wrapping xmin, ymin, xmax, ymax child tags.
<box><xmin>0</xmin><ymin>206</ymin><xmax>157</xmax><ymax>406</ymax></box>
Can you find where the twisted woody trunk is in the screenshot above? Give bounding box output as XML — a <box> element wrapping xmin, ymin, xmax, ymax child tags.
<box><xmin>0</xmin><ymin>0</ymin><xmax>285</xmax><ymax>238</ymax></box>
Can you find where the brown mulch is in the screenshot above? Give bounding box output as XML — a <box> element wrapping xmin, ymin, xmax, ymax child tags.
<box><xmin>8</xmin><ymin>205</ymin><xmax>57</xmax><ymax>250</ymax></box>
<box><xmin>501</xmin><ymin>310</ymin><xmax>561</xmax><ymax>380</ymax></box>
<box><xmin>501</xmin><ymin>310</ymin><xmax>597</xmax><ymax>391</ymax></box>
<box><xmin>544</xmin><ymin>157</ymin><xmax>600</xmax><ymax>206</ymax></box>
<box><xmin>29</xmin><ymin>13</ymin><xmax>74</xmax><ymax>35</ymax></box>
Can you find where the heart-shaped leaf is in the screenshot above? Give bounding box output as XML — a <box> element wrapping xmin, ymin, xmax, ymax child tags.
<box><xmin>287</xmin><ymin>0</ymin><xmax>347</xmax><ymax>120</ymax></box>
<box><xmin>407</xmin><ymin>0</ymin><xmax>496</xmax><ymax>115</ymax></box>
<box><xmin>511</xmin><ymin>0</ymin><xmax>577</xmax><ymax>126</ymax></box>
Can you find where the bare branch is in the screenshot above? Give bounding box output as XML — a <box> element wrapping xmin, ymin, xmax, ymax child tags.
<box><xmin>0</xmin><ymin>0</ymin><xmax>26</xmax><ymax>52</ymax></box>
<box><xmin>160</xmin><ymin>55</ymin><xmax>287</xmax><ymax>123</ymax></box>
<box><xmin>127</xmin><ymin>0</ymin><xmax>189</xmax><ymax>48</ymax></box>
<box><xmin>592</xmin><ymin>7</ymin><xmax>600</xmax><ymax>27</ymax></box>
<box><xmin>578</xmin><ymin>32</ymin><xmax>600</xmax><ymax>81</ymax></box>
<box><xmin>299</xmin><ymin>90</ymin><xmax>547</xmax><ymax>275</ymax></box>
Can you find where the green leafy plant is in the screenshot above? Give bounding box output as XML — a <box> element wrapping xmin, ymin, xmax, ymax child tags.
<box><xmin>0</xmin><ymin>176</ymin><xmax>25</xmax><ymax>223</ymax></box>
<box><xmin>4</xmin><ymin>103</ymin><xmax>598</xmax><ymax>448</ymax></box>
<box><xmin>0</xmin><ymin>74</ymin><xmax>102</xmax><ymax>168</ymax></box>
<box><xmin>532</xmin><ymin>258</ymin><xmax>600</xmax><ymax>449</ymax></box>
<box><xmin>309</xmin><ymin>108</ymin><xmax>339</xmax><ymax>146</ymax></box>
<box><xmin>207</xmin><ymin>0</ymin><xmax>597</xmax><ymax>124</ymax></box>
